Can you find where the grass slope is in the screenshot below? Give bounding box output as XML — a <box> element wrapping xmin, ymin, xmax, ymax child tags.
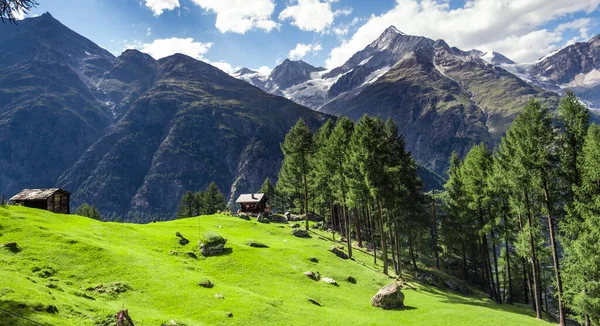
<box><xmin>0</xmin><ymin>206</ymin><xmax>552</xmax><ymax>325</ymax></box>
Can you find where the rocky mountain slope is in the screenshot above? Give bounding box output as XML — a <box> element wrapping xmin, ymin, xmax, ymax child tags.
<box><xmin>236</xmin><ymin>26</ymin><xmax>559</xmax><ymax>174</ymax></box>
<box><xmin>501</xmin><ymin>35</ymin><xmax>600</xmax><ymax>111</ymax></box>
<box><xmin>0</xmin><ymin>13</ymin><xmax>327</xmax><ymax>220</ymax></box>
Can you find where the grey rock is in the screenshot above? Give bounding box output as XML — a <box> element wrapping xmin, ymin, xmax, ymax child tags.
<box><xmin>292</xmin><ymin>229</ymin><xmax>310</xmax><ymax>238</ymax></box>
<box><xmin>371</xmin><ymin>283</ymin><xmax>405</xmax><ymax>309</ymax></box>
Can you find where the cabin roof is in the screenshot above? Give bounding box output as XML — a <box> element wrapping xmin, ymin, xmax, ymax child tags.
<box><xmin>235</xmin><ymin>193</ymin><xmax>265</xmax><ymax>204</ymax></box>
<box><xmin>9</xmin><ymin>188</ymin><xmax>70</xmax><ymax>201</ymax></box>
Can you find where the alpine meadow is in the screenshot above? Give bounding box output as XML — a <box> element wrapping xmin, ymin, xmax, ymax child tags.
<box><xmin>2</xmin><ymin>0</ymin><xmax>600</xmax><ymax>325</ymax></box>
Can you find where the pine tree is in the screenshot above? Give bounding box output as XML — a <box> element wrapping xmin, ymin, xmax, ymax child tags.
<box><xmin>177</xmin><ymin>191</ymin><xmax>195</xmax><ymax>218</ymax></box>
<box><xmin>563</xmin><ymin>124</ymin><xmax>600</xmax><ymax>326</ymax></box>
<box><xmin>326</xmin><ymin>117</ymin><xmax>355</xmax><ymax>257</ymax></box>
<box><xmin>280</xmin><ymin>119</ymin><xmax>315</xmax><ymax>230</ymax></box>
<box><xmin>75</xmin><ymin>203</ymin><xmax>102</xmax><ymax>220</ymax></box>
<box><xmin>350</xmin><ymin>115</ymin><xmax>390</xmax><ymax>274</ymax></box>
<box><xmin>204</xmin><ymin>182</ymin><xmax>226</xmax><ymax>214</ymax></box>
<box><xmin>259</xmin><ymin>178</ymin><xmax>275</xmax><ymax>205</ymax></box>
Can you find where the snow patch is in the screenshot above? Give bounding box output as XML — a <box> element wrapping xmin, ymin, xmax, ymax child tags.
<box><xmin>85</xmin><ymin>51</ymin><xmax>91</xmax><ymax>56</ymax></box>
<box><xmin>560</xmin><ymin>69</ymin><xmax>600</xmax><ymax>88</ymax></box>
<box><xmin>362</xmin><ymin>66</ymin><xmax>391</xmax><ymax>86</ymax></box>
<box><xmin>359</xmin><ymin>56</ymin><xmax>373</xmax><ymax>66</ymax></box>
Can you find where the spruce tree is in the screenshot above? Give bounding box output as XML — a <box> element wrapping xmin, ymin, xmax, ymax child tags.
<box><xmin>280</xmin><ymin>119</ymin><xmax>315</xmax><ymax>230</ymax></box>
<box><xmin>563</xmin><ymin>124</ymin><xmax>600</xmax><ymax>326</ymax></box>
<box><xmin>177</xmin><ymin>191</ymin><xmax>195</xmax><ymax>218</ymax></box>
<box><xmin>204</xmin><ymin>182</ymin><xmax>226</xmax><ymax>214</ymax></box>
<box><xmin>259</xmin><ymin>178</ymin><xmax>275</xmax><ymax>204</ymax></box>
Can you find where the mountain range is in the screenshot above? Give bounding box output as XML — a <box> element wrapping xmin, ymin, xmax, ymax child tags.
<box><xmin>1</xmin><ymin>13</ymin><xmax>599</xmax><ymax>220</ymax></box>
<box><xmin>234</xmin><ymin>26</ymin><xmax>576</xmax><ymax>172</ymax></box>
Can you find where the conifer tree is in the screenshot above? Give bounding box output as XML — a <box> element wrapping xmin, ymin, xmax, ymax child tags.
<box><xmin>177</xmin><ymin>191</ymin><xmax>195</xmax><ymax>218</ymax></box>
<box><xmin>350</xmin><ymin>115</ymin><xmax>390</xmax><ymax>274</ymax></box>
<box><xmin>204</xmin><ymin>182</ymin><xmax>226</xmax><ymax>214</ymax></box>
<box><xmin>280</xmin><ymin>119</ymin><xmax>315</xmax><ymax>230</ymax></box>
<box><xmin>259</xmin><ymin>178</ymin><xmax>275</xmax><ymax>205</ymax></box>
<box><xmin>563</xmin><ymin>124</ymin><xmax>600</xmax><ymax>326</ymax></box>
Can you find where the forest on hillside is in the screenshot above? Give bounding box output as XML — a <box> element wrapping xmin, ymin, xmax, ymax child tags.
<box><xmin>267</xmin><ymin>90</ymin><xmax>600</xmax><ymax>326</ymax></box>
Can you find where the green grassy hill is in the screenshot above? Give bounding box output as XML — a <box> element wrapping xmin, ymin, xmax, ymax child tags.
<box><xmin>0</xmin><ymin>206</ymin><xmax>552</xmax><ymax>325</ymax></box>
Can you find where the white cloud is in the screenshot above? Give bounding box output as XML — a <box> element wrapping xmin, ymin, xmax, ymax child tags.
<box><xmin>289</xmin><ymin>43</ymin><xmax>323</xmax><ymax>60</ymax></box>
<box><xmin>191</xmin><ymin>0</ymin><xmax>278</xmax><ymax>34</ymax></box>
<box><xmin>133</xmin><ymin>38</ymin><xmax>213</xmax><ymax>60</ymax></box>
<box><xmin>279</xmin><ymin>0</ymin><xmax>336</xmax><ymax>33</ymax></box>
<box><xmin>144</xmin><ymin>0</ymin><xmax>180</xmax><ymax>16</ymax></box>
<box><xmin>326</xmin><ymin>0</ymin><xmax>600</xmax><ymax>68</ymax></box>
<box><xmin>126</xmin><ymin>37</ymin><xmax>237</xmax><ymax>74</ymax></box>
<box><xmin>257</xmin><ymin>66</ymin><xmax>272</xmax><ymax>75</ymax></box>
<box><xmin>147</xmin><ymin>28</ymin><xmax>152</xmax><ymax>36</ymax></box>
<box><xmin>211</xmin><ymin>61</ymin><xmax>236</xmax><ymax>73</ymax></box>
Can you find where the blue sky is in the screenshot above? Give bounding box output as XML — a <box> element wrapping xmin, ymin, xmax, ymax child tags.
<box><xmin>27</xmin><ymin>0</ymin><xmax>600</xmax><ymax>73</ymax></box>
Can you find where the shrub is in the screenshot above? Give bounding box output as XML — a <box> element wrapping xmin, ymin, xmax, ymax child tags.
<box><xmin>200</xmin><ymin>232</ymin><xmax>225</xmax><ymax>246</ymax></box>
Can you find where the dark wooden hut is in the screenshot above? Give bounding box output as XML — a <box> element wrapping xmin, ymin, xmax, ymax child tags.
<box><xmin>235</xmin><ymin>193</ymin><xmax>267</xmax><ymax>215</ymax></box>
<box><xmin>9</xmin><ymin>188</ymin><xmax>70</xmax><ymax>214</ymax></box>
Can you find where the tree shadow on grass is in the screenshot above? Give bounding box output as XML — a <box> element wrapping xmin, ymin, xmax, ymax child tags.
<box><xmin>382</xmin><ymin>305</ymin><xmax>417</xmax><ymax>311</ymax></box>
<box><xmin>418</xmin><ymin>286</ymin><xmax>538</xmax><ymax>319</ymax></box>
<box><xmin>0</xmin><ymin>300</ymin><xmax>52</xmax><ymax>326</ymax></box>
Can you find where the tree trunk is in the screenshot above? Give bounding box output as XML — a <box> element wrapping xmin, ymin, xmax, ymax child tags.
<box><xmin>408</xmin><ymin>232</ymin><xmax>419</xmax><ymax>276</ymax></box>
<box><xmin>342</xmin><ymin>202</ymin><xmax>352</xmax><ymax>258</ymax></box>
<box><xmin>524</xmin><ymin>190</ymin><xmax>543</xmax><ymax>319</ymax></box>
<box><xmin>396</xmin><ymin>232</ymin><xmax>402</xmax><ymax>276</ymax></box>
<box><xmin>301</xmin><ymin>154</ymin><xmax>309</xmax><ymax>231</ymax></box>
<box><xmin>431</xmin><ymin>192</ymin><xmax>440</xmax><ymax>270</ymax></box>
<box><xmin>462</xmin><ymin>241</ymin><xmax>468</xmax><ymax>281</ymax></box>
<box><xmin>542</xmin><ymin>180</ymin><xmax>565</xmax><ymax>326</ymax></box>
<box><xmin>391</xmin><ymin>232</ymin><xmax>399</xmax><ymax>275</ymax></box>
<box><xmin>368</xmin><ymin>204</ymin><xmax>377</xmax><ymax>264</ymax></box>
<box><xmin>330</xmin><ymin>200</ymin><xmax>335</xmax><ymax>240</ymax></box>
<box><xmin>377</xmin><ymin>200</ymin><xmax>388</xmax><ymax>275</ymax></box>
<box><xmin>354</xmin><ymin>207</ymin><xmax>362</xmax><ymax>247</ymax></box>
<box><xmin>490</xmin><ymin>231</ymin><xmax>502</xmax><ymax>303</ymax></box>
<box><xmin>505</xmin><ymin>230</ymin><xmax>513</xmax><ymax>304</ymax></box>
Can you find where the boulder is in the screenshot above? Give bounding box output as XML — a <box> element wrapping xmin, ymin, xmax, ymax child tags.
<box><xmin>290</xmin><ymin>223</ymin><xmax>301</xmax><ymax>229</ymax></box>
<box><xmin>329</xmin><ymin>247</ymin><xmax>349</xmax><ymax>259</ymax></box>
<box><xmin>347</xmin><ymin>276</ymin><xmax>357</xmax><ymax>284</ymax></box>
<box><xmin>176</xmin><ymin>232</ymin><xmax>190</xmax><ymax>246</ymax></box>
<box><xmin>303</xmin><ymin>271</ymin><xmax>318</xmax><ymax>281</ymax></box>
<box><xmin>238</xmin><ymin>214</ymin><xmax>250</xmax><ymax>221</ymax></box>
<box><xmin>256</xmin><ymin>214</ymin><xmax>269</xmax><ymax>223</ymax></box>
<box><xmin>186</xmin><ymin>252</ymin><xmax>198</xmax><ymax>259</ymax></box>
<box><xmin>371</xmin><ymin>283</ymin><xmax>404</xmax><ymax>309</ymax></box>
<box><xmin>321</xmin><ymin>277</ymin><xmax>337</xmax><ymax>285</ymax></box>
<box><xmin>284</xmin><ymin>212</ymin><xmax>291</xmax><ymax>220</ymax></box>
<box><xmin>200</xmin><ymin>239</ymin><xmax>227</xmax><ymax>257</ymax></box>
<box><xmin>291</xmin><ymin>229</ymin><xmax>310</xmax><ymax>238</ymax></box>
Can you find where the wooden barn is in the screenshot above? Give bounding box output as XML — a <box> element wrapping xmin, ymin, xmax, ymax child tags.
<box><xmin>235</xmin><ymin>193</ymin><xmax>267</xmax><ymax>214</ymax></box>
<box><xmin>9</xmin><ymin>188</ymin><xmax>71</xmax><ymax>214</ymax></box>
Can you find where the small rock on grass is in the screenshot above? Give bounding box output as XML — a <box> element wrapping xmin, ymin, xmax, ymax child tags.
<box><xmin>227</xmin><ymin>312</ymin><xmax>233</xmax><ymax>318</ymax></box>
<box><xmin>347</xmin><ymin>276</ymin><xmax>357</xmax><ymax>284</ymax></box>
<box><xmin>308</xmin><ymin>257</ymin><xmax>318</xmax><ymax>263</ymax></box>
<box><xmin>303</xmin><ymin>271</ymin><xmax>319</xmax><ymax>281</ymax></box>
<box><xmin>308</xmin><ymin>298</ymin><xmax>322</xmax><ymax>306</ymax></box>
<box><xmin>215</xmin><ymin>293</ymin><xmax>224</xmax><ymax>299</ymax></box>
<box><xmin>199</xmin><ymin>280</ymin><xmax>213</xmax><ymax>288</ymax></box>
<box><xmin>321</xmin><ymin>277</ymin><xmax>338</xmax><ymax>285</ymax></box>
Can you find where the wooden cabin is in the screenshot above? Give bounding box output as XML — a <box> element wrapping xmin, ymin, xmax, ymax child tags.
<box><xmin>235</xmin><ymin>193</ymin><xmax>267</xmax><ymax>214</ymax></box>
<box><xmin>9</xmin><ymin>188</ymin><xmax>70</xmax><ymax>214</ymax></box>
